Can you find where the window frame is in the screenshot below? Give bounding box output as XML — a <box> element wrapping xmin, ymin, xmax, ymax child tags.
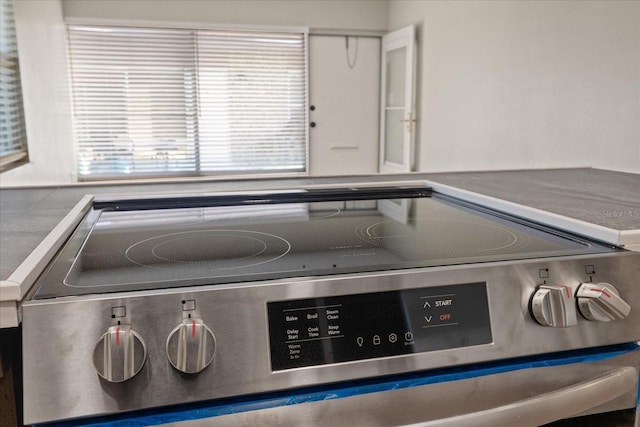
<box><xmin>65</xmin><ymin>20</ymin><xmax>310</xmax><ymax>182</ymax></box>
<box><xmin>0</xmin><ymin>0</ymin><xmax>29</xmax><ymax>173</ymax></box>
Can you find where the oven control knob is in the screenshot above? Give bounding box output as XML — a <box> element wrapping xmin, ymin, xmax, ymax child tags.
<box><xmin>577</xmin><ymin>282</ymin><xmax>631</xmax><ymax>322</ymax></box>
<box><xmin>531</xmin><ymin>285</ymin><xmax>577</xmax><ymax>327</ymax></box>
<box><xmin>93</xmin><ymin>324</ymin><xmax>147</xmax><ymax>382</ymax></box>
<box><xmin>166</xmin><ymin>318</ymin><xmax>216</xmax><ymax>374</ymax></box>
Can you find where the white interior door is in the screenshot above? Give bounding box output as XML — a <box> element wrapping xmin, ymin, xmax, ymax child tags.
<box><xmin>308</xmin><ymin>35</ymin><xmax>380</xmax><ymax>176</ymax></box>
<box><xmin>379</xmin><ymin>25</ymin><xmax>416</xmax><ymax>173</ymax></box>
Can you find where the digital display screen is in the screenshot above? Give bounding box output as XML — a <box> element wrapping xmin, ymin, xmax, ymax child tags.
<box><xmin>268</xmin><ymin>283</ymin><xmax>492</xmax><ymax>370</ymax></box>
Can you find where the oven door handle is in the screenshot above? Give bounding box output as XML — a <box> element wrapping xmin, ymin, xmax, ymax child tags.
<box><xmin>406</xmin><ymin>366</ymin><xmax>637</xmax><ymax>427</ymax></box>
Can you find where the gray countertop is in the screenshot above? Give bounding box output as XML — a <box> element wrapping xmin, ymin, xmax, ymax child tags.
<box><xmin>1</xmin><ymin>168</ymin><xmax>639</xmax><ymax>284</ymax></box>
<box><xmin>425</xmin><ymin>168</ymin><xmax>640</xmax><ymax>232</ymax></box>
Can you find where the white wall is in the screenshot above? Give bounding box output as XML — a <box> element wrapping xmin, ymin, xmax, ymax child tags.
<box><xmin>61</xmin><ymin>0</ymin><xmax>388</xmax><ymax>31</ymax></box>
<box><xmin>388</xmin><ymin>0</ymin><xmax>640</xmax><ymax>174</ymax></box>
<box><xmin>0</xmin><ymin>0</ymin><xmax>76</xmax><ymax>187</ymax></box>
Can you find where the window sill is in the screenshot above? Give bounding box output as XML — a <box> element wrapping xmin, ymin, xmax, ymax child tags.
<box><xmin>0</xmin><ymin>152</ymin><xmax>29</xmax><ymax>174</ymax></box>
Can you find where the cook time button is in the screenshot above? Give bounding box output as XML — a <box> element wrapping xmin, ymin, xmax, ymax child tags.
<box><xmin>305</xmin><ymin>310</ymin><xmax>321</xmax><ymax>339</ymax></box>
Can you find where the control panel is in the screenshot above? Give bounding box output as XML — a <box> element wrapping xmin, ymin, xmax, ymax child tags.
<box><xmin>267</xmin><ymin>283</ymin><xmax>492</xmax><ymax>370</ymax></box>
<box><xmin>24</xmin><ymin>253</ymin><xmax>640</xmax><ymax>425</ymax></box>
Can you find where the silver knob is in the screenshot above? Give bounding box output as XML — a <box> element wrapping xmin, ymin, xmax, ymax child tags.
<box><xmin>577</xmin><ymin>282</ymin><xmax>631</xmax><ymax>321</ymax></box>
<box><xmin>166</xmin><ymin>318</ymin><xmax>216</xmax><ymax>374</ymax></box>
<box><xmin>93</xmin><ymin>324</ymin><xmax>147</xmax><ymax>382</ymax></box>
<box><xmin>531</xmin><ymin>285</ymin><xmax>577</xmax><ymax>327</ymax></box>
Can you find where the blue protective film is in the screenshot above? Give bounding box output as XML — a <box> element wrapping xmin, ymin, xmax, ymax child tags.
<box><xmin>43</xmin><ymin>342</ymin><xmax>639</xmax><ymax>427</ymax></box>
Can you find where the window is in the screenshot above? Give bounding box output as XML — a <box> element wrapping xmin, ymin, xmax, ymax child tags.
<box><xmin>67</xmin><ymin>25</ymin><xmax>307</xmax><ymax>181</ymax></box>
<box><xmin>0</xmin><ymin>0</ymin><xmax>29</xmax><ymax>172</ymax></box>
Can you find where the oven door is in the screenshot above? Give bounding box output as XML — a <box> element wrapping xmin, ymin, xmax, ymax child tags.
<box><xmin>48</xmin><ymin>345</ymin><xmax>640</xmax><ymax>427</ymax></box>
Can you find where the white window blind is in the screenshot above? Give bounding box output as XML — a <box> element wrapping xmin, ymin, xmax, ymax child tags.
<box><xmin>0</xmin><ymin>0</ymin><xmax>28</xmax><ymax>171</ymax></box>
<box><xmin>68</xmin><ymin>25</ymin><xmax>307</xmax><ymax>181</ymax></box>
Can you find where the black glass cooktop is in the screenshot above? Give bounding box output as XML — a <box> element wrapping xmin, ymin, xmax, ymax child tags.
<box><xmin>33</xmin><ymin>191</ymin><xmax>619</xmax><ymax>299</ymax></box>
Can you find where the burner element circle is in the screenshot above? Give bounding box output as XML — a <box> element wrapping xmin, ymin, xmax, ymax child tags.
<box><xmin>356</xmin><ymin>218</ymin><xmax>530</xmax><ymax>259</ymax></box>
<box><xmin>125</xmin><ymin>229</ymin><xmax>291</xmax><ymax>270</ymax></box>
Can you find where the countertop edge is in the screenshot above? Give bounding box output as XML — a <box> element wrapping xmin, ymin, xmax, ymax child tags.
<box><xmin>0</xmin><ymin>195</ymin><xmax>94</xmax><ymax>327</ymax></box>
<box><xmin>424</xmin><ymin>180</ymin><xmax>633</xmax><ymax>247</ymax></box>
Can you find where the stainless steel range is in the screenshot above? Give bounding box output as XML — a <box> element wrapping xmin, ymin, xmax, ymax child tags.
<box><xmin>21</xmin><ymin>184</ymin><xmax>640</xmax><ymax>425</ymax></box>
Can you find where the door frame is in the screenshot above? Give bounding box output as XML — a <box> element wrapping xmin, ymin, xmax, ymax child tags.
<box><xmin>379</xmin><ymin>25</ymin><xmax>416</xmax><ymax>173</ymax></box>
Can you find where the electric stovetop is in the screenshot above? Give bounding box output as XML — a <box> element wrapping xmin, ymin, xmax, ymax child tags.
<box><xmin>33</xmin><ymin>187</ymin><xmax>619</xmax><ymax>299</ymax></box>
